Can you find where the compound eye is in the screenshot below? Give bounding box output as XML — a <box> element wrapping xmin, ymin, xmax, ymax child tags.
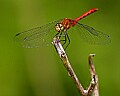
<box><xmin>55</xmin><ymin>23</ymin><xmax>64</xmax><ymax>32</ymax></box>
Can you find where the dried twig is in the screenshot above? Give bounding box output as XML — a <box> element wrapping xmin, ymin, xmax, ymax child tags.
<box><xmin>52</xmin><ymin>36</ymin><xmax>99</xmax><ymax>96</ymax></box>
<box><xmin>88</xmin><ymin>54</ymin><xmax>99</xmax><ymax>96</ymax></box>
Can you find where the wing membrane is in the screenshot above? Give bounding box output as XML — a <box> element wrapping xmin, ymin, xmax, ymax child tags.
<box><xmin>15</xmin><ymin>19</ymin><xmax>62</xmax><ymax>48</ymax></box>
<box><xmin>75</xmin><ymin>22</ymin><xmax>111</xmax><ymax>45</ymax></box>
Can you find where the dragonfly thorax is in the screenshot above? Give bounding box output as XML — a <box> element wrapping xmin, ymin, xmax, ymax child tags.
<box><xmin>55</xmin><ymin>18</ymin><xmax>77</xmax><ymax>33</ymax></box>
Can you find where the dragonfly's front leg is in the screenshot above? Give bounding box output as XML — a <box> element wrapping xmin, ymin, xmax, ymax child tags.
<box><xmin>55</xmin><ymin>32</ymin><xmax>70</xmax><ymax>50</ymax></box>
<box><xmin>60</xmin><ymin>32</ymin><xmax>67</xmax><ymax>46</ymax></box>
<box><xmin>64</xmin><ymin>32</ymin><xmax>70</xmax><ymax>50</ymax></box>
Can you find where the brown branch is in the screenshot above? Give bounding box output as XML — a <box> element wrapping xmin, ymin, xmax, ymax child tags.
<box><xmin>52</xmin><ymin>36</ymin><xmax>99</xmax><ymax>96</ymax></box>
<box><xmin>88</xmin><ymin>54</ymin><xmax>99</xmax><ymax>96</ymax></box>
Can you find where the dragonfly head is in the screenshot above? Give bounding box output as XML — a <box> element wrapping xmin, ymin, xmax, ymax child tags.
<box><xmin>55</xmin><ymin>23</ymin><xmax>64</xmax><ymax>32</ymax></box>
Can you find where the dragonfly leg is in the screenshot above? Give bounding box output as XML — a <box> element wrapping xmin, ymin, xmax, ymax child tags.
<box><xmin>57</xmin><ymin>32</ymin><xmax>67</xmax><ymax>46</ymax></box>
<box><xmin>55</xmin><ymin>32</ymin><xmax>63</xmax><ymax>38</ymax></box>
<box><xmin>59</xmin><ymin>32</ymin><xmax>62</xmax><ymax>38</ymax></box>
<box><xmin>54</xmin><ymin>32</ymin><xmax>70</xmax><ymax>50</ymax></box>
<box><xmin>54</xmin><ymin>32</ymin><xmax>65</xmax><ymax>43</ymax></box>
<box><xmin>61</xmin><ymin>33</ymin><xmax>67</xmax><ymax>46</ymax></box>
<box><xmin>55</xmin><ymin>32</ymin><xmax>60</xmax><ymax>37</ymax></box>
<box><xmin>64</xmin><ymin>32</ymin><xmax>70</xmax><ymax>50</ymax></box>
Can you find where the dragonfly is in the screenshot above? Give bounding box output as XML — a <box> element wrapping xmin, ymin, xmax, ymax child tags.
<box><xmin>15</xmin><ymin>8</ymin><xmax>110</xmax><ymax>49</ymax></box>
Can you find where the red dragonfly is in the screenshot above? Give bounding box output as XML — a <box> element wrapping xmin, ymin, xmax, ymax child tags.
<box><xmin>15</xmin><ymin>8</ymin><xmax>110</xmax><ymax>49</ymax></box>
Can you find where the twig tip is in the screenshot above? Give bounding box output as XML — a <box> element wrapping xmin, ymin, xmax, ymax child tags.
<box><xmin>90</xmin><ymin>54</ymin><xmax>95</xmax><ymax>57</ymax></box>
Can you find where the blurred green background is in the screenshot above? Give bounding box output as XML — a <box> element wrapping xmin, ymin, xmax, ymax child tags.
<box><xmin>0</xmin><ymin>0</ymin><xmax>120</xmax><ymax>96</ymax></box>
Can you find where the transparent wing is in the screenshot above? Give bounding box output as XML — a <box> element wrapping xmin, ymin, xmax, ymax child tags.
<box><xmin>15</xmin><ymin>19</ymin><xmax>62</xmax><ymax>48</ymax></box>
<box><xmin>75</xmin><ymin>22</ymin><xmax>111</xmax><ymax>45</ymax></box>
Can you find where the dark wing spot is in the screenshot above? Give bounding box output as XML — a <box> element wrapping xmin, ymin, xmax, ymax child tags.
<box><xmin>15</xmin><ymin>33</ymin><xmax>21</xmax><ymax>36</ymax></box>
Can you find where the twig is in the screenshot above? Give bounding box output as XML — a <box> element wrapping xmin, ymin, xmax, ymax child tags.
<box><xmin>88</xmin><ymin>54</ymin><xmax>99</xmax><ymax>96</ymax></box>
<box><xmin>52</xmin><ymin>36</ymin><xmax>99</xmax><ymax>96</ymax></box>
